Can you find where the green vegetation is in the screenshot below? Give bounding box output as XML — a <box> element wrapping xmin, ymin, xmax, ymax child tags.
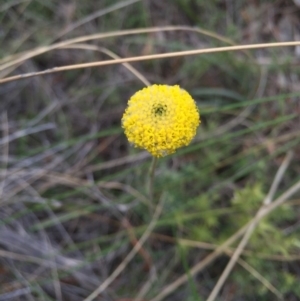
<box><xmin>0</xmin><ymin>1</ymin><xmax>300</xmax><ymax>301</ymax></box>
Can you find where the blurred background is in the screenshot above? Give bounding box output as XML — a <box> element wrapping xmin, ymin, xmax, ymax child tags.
<box><xmin>1</xmin><ymin>0</ymin><xmax>300</xmax><ymax>300</ymax></box>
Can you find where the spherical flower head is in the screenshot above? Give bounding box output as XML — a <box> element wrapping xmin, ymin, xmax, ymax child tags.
<box><xmin>122</xmin><ymin>84</ymin><xmax>200</xmax><ymax>157</ymax></box>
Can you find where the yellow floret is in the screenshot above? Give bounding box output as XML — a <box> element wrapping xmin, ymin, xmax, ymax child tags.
<box><xmin>122</xmin><ymin>84</ymin><xmax>200</xmax><ymax>157</ymax></box>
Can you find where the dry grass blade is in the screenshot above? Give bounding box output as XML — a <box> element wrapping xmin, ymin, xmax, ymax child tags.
<box><xmin>0</xmin><ymin>26</ymin><xmax>234</xmax><ymax>70</ymax></box>
<box><xmin>234</xmin><ymin>256</ymin><xmax>283</xmax><ymax>300</ymax></box>
<box><xmin>264</xmin><ymin>152</ymin><xmax>294</xmax><ymax>205</ymax></box>
<box><xmin>2</xmin><ymin>40</ymin><xmax>300</xmax><ymax>84</ymax></box>
<box><xmin>154</xmin><ymin>233</ymin><xmax>300</xmax><ymax>262</ymax></box>
<box><xmin>61</xmin><ymin>44</ymin><xmax>150</xmax><ymax>86</ymax></box>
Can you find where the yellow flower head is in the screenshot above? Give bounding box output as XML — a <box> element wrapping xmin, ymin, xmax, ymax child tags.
<box><xmin>122</xmin><ymin>84</ymin><xmax>200</xmax><ymax>157</ymax></box>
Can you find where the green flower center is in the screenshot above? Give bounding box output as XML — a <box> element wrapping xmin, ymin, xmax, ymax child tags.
<box><xmin>153</xmin><ymin>104</ymin><xmax>167</xmax><ymax>117</ymax></box>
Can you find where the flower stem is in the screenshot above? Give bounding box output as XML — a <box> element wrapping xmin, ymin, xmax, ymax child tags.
<box><xmin>147</xmin><ymin>157</ymin><xmax>158</xmax><ymax>202</ymax></box>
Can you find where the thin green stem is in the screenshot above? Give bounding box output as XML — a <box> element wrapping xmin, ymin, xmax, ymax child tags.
<box><xmin>147</xmin><ymin>157</ymin><xmax>158</xmax><ymax>202</ymax></box>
